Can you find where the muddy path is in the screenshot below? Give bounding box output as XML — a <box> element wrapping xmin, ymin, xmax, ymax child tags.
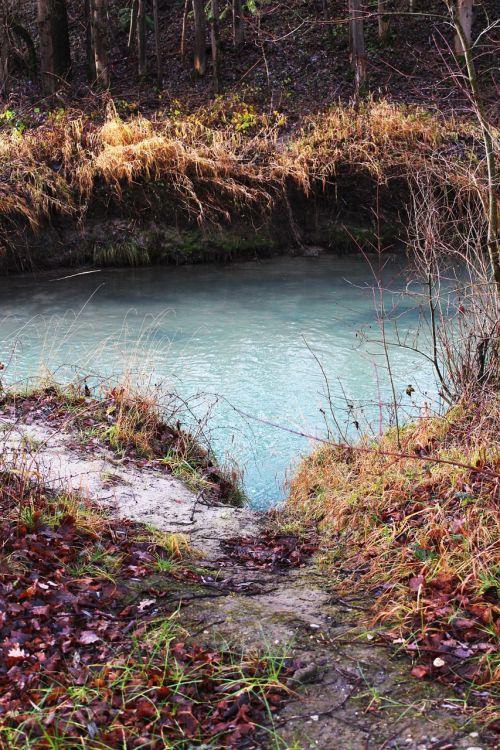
<box><xmin>0</xmin><ymin>412</ymin><xmax>492</xmax><ymax>749</ymax></box>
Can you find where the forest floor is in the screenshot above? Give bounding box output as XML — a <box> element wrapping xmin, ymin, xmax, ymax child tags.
<box><xmin>0</xmin><ymin>393</ymin><xmax>498</xmax><ymax>749</ymax></box>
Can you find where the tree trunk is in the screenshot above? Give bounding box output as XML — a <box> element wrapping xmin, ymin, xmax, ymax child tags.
<box><xmin>454</xmin><ymin>0</ymin><xmax>473</xmax><ymax>56</ymax></box>
<box><xmin>0</xmin><ymin>2</ymin><xmax>9</xmax><ymax>98</ymax></box>
<box><xmin>378</xmin><ymin>0</ymin><xmax>389</xmax><ymax>43</ymax></box>
<box><xmin>38</xmin><ymin>0</ymin><xmax>55</xmax><ymax>92</ymax></box>
<box><xmin>38</xmin><ymin>0</ymin><xmax>71</xmax><ymax>92</ymax></box>
<box><xmin>153</xmin><ymin>0</ymin><xmax>161</xmax><ymax>86</ymax></box>
<box><xmin>180</xmin><ymin>0</ymin><xmax>189</xmax><ymax>58</ymax></box>
<box><xmin>232</xmin><ymin>0</ymin><xmax>244</xmax><ymax>49</ymax></box>
<box><xmin>137</xmin><ymin>0</ymin><xmax>146</xmax><ymax>77</ymax></box>
<box><xmin>210</xmin><ymin>0</ymin><xmax>219</xmax><ymax>93</ymax></box>
<box><xmin>90</xmin><ymin>0</ymin><xmax>109</xmax><ymax>86</ymax></box>
<box><xmin>192</xmin><ymin>0</ymin><xmax>206</xmax><ymax>76</ymax></box>
<box><xmin>84</xmin><ymin>0</ymin><xmax>96</xmax><ymax>80</ymax></box>
<box><xmin>128</xmin><ymin>0</ymin><xmax>138</xmax><ymax>49</ymax></box>
<box><xmin>53</xmin><ymin>0</ymin><xmax>71</xmax><ymax>77</ymax></box>
<box><xmin>348</xmin><ymin>0</ymin><xmax>367</xmax><ymax>94</ymax></box>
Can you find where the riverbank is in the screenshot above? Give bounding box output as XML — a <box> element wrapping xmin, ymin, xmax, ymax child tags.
<box><xmin>1</xmin><ymin>389</ymin><xmax>498</xmax><ymax>748</ymax></box>
<box><xmin>283</xmin><ymin>395</ymin><xmax>500</xmax><ymax>735</ymax></box>
<box><xmin>0</xmin><ymin>99</ymin><xmax>494</xmax><ymax>273</ymax></box>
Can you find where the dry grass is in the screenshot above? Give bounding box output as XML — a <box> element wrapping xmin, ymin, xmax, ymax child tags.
<box><xmin>0</xmin><ymin>98</ymin><xmax>495</xmax><ymax>249</ymax></box>
<box><xmin>284</xmin><ymin>397</ymin><xmax>499</xmax><ymax>684</ymax></box>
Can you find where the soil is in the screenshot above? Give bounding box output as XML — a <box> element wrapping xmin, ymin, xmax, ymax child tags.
<box><xmin>1</xmin><ymin>406</ymin><xmax>496</xmax><ymax>749</ymax></box>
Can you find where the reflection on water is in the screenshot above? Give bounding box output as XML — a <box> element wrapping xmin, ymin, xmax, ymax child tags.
<box><xmin>0</xmin><ymin>256</ymin><xmax>439</xmax><ymax>507</ymax></box>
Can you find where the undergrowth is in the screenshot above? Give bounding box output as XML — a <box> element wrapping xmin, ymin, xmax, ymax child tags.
<box><xmin>283</xmin><ymin>396</ymin><xmax>499</xmax><ymax>724</ymax></box>
<box><xmin>0</xmin><ymin>98</ymin><xmax>495</xmax><ymax>254</ymax></box>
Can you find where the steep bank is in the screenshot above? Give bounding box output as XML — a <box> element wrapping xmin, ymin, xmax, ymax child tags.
<box><xmin>0</xmin><ymin>100</ymin><xmax>492</xmax><ymax>273</ymax></box>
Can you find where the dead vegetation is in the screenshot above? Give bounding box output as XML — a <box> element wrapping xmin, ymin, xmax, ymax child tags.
<box><xmin>0</xmin><ymin>457</ymin><xmax>292</xmax><ymax>749</ymax></box>
<box><xmin>0</xmin><ymin>98</ymin><xmax>496</xmax><ymax>257</ymax></box>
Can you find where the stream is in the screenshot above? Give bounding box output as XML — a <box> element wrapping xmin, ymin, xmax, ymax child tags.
<box><xmin>0</xmin><ymin>255</ymin><xmax>439</xmax><ymax>508</ymax></box>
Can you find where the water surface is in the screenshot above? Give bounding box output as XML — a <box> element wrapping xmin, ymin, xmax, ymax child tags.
<box><xmin>0</xmin><ymin>256</ymin><xmax>438</xmax><ymax>507</ymax></box>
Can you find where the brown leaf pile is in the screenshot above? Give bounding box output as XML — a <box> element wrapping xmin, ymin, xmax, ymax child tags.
<box><xmin>221</xmin><ymin>531</ymin><xmax>318</xmax><ymax>570</ymax></box>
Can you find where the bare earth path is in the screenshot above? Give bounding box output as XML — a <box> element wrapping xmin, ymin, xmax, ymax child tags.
<box><xmin>0</xmin><ymin>413</ymin><xmax>493</xmax><ymax>750</ymax></box>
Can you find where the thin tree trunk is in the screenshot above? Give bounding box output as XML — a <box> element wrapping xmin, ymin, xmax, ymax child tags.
<box><xmin>210</xmin><ymin>0</ymin><xmax>219</xmax><ymax>93</ymax></box>
<box><xmin>0</xmin><ymin>2</ymin><xmax>9</xmax><ymax>98</ymax></box>
<box><xmin>137</xmin><ymin>0</ymin><xmax>146</xmax><ymax>77</ymax></box>
<box><xmin>53</xmin><ymin>0</ymin><xmax>71</xmax><ymax>78</ymax></box>
<box><xmin>192</xmin><ymin>0</ymin><xmax>206</xmax><ymax>76</ymax></box>
<box><xmin>377</xmin><ymin>0</ymin><xmax>389</xmax><ymax>43</ymax></box>
<box><xmin>348</xmin><ymin>0</ymin><xmax>367</xmax><ymax>94</ymax></box>
<box><xmin>128</xmin><ymin>0</ymin><xmax>138</xmax><ymax>49</ymax></box>
<box><xmin>232</xmin><ymin>0</ymin><xmax>244</xmax><ymax>49</ymax></box>
<box><xmin>90</xmin><ymin>0</ymin><xmax>109</xmax><ymax>86</ymax></box>
<box><xmin>84</xmin><ymin>0</ymin><xmax>96</xmax><ymax>80</ymax></box>
<box><xmin>153</xmin><ymin>0</ymin><xmax>161</xmax><ymax>86</ymax></box>
<box><xmin>454</xmin><ymin>0</ymin><xmax>473</xmax><ymax>56</ymax></box>
<box><xmin>180</xmin><ymin>0</ymin><xmax>189</xmax><ymax>58</ymax></box>
<box><xmin>38</xmin><ymin>0</ymin><xmax>55</xmax><ymax>92</ymax></box>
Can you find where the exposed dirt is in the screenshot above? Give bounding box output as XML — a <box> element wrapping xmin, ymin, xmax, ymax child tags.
<box><xmin>0</xmin><ymin>416</ymin><xmax>258</xmax><ymax>559</ymax></box>
<box><xmin>1</xmin><ymin>405</ymin><xmax>496</xmax><ymax>748</ymax></box>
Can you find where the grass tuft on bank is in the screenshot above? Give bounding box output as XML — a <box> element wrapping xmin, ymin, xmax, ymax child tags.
<box><xmin>283</xmin><ymin>396</ymin><xmax>499</xmax><ymax>713</ymax></box>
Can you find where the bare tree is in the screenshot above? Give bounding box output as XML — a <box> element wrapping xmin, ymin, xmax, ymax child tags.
<box><xmin>232</xmin><ymin>0</ymin><xmax>244</xmax><ymax>49</ymax></box>
<box><xmin>210</xmin><ymin>0</ymin><xmax>219</xmax><ymax>92</ymax></box>
<box><xmin>84</xmin><ymin>0</ymin><xmax>96</xmax><ymax>80</ymax></box>
<box><xmin>348</xmin><ymin>0</ymin><xmax>367</xmax><ymax>93</ymax></box>
<box><xmin>37</xmin><ymin>0</ymin><xmax>54</xmax><ymax>92</ymax></box>
<box><xmin>153</xmin><ymin>0</ymin><xmax>161</xmax><ymax>86</ymax></box>
<box><xmin>192</xmin><ymin>0</ymin><xmax>206</xmax><ymax>75</ymax></box>
<box><xmin>378</xmin><ymin>0</ymin><xmax>389</xmax><ymax>43</ymax></box>
<box><xmin>0</xmin><ymin>1</ymin><xmax>9</xmax><ymax>98</ymax></box>
<box><xmin>37</xmin><ymin>0</ymin><xmax>71</xmax><ymax>92</ymax></box>
<box><xmin>137</xmin><ymin>0</ymin><xmax>146</xmax><ymax>77</ymax></box>
<box><xmin>408</xmin><ymin>175</ymin><xmax>498</xmax><ymax>396</ymax></box>
<box><xmin>90</xmin><ymin>0</ymin><xmax>109</xmax><ymax>86</ymax></box>
<box><xmin>445</xmin><ymin>1</ymin><xmax>499</xmax><ymax>305</ymax></box>
<box><xmin>454</xmin><ymin>0</ymin><xmax>473</xmax><ymax>55</ymax></box>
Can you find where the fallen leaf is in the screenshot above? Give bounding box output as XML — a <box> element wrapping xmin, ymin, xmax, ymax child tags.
<box><xmin>79</xmin><ymin>631</ymin><xmax>101</xmax><ymax>645</ymax></box>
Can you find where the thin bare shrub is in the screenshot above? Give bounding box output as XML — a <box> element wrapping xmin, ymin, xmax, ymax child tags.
<box><xmin>407</xmin><ymin>173</ymin><xmax>499</xmax><ymax>401</ymax></box>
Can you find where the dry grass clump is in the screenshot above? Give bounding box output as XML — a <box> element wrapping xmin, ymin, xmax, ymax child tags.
<box><xmin>0</xmin><ymin>126</ymin><xmax>74</xmax><ymax>231</ymax></box>
<box><xmin>285</xmin><ymin>397</ymin><xmax>499</xmax><ymax>684</ymax></box>
<box><xmin>91</xmin><ymin>111</ymin><xmax>278</xmax><ymax>220</ymax></box>
<box><xmin>279</xmin><ymin>99</ymin><xmax>481</xmax><ymax>191</ymax></box>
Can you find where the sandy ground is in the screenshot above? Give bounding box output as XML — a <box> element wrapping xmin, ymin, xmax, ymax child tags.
<box><xmin>0</xmin><ymin>415</ymin><xmax>259</xmax><ymax>558</ymax></box>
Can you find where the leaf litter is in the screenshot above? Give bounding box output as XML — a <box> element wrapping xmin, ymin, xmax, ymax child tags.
<box><xmin>0</xmin><ymin>470</ymin><xmax>295</xmax><ymax>748</ymax></box>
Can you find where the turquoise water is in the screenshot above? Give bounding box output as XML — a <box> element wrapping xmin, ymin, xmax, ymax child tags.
<box><xmin>0</xmin><ymin>256</ymin><xmax>438</xmax><ymax>507</ymax></box>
